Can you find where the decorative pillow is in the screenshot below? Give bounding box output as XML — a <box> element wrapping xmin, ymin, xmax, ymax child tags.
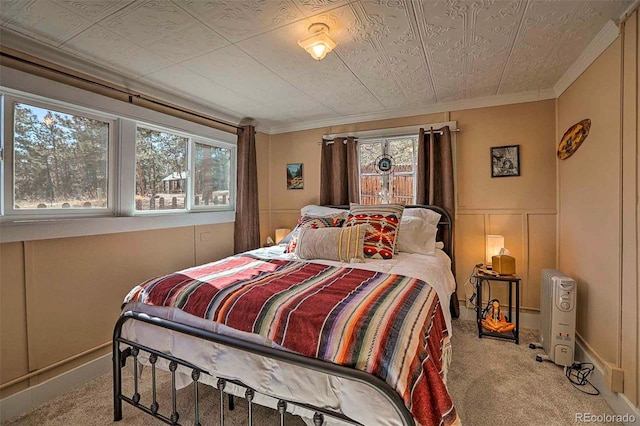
<box><xmin>344</xmin><ymin>203</ymin><xmax>405</xmax><ymax>259</ymax></box>
<box><xmin>396</xmin><ymin>216</ymin><xmax>438</xmax><ymax>255</ymax></box>
<box><xmin>300</xmin><ymin>204</ymin><xmax>347</xmax><ymax>217</ymax></box>
<box><xmin>295</xmin><ymin>225</ymin><xmax>367</xmax><ymax>262</ymax></box>
<box><xmin>404</xmin><ymin>208</ymin><xmax>442</xmax><ymax>227</ymax></box>
<box><xmin>285</xmin><ymin>214</ymin><xmax>346</xmax><ymax>253</ymax></box>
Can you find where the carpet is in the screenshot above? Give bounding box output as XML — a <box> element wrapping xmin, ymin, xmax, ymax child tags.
<box><xmin>4</xmin><ymin>319</ymin><xmax>618</xmax><ymax>425</ymax></box>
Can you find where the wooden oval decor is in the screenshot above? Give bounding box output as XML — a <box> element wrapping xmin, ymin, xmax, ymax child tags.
<box><xmin>558</xmin><ymin>119</ymin><xmax>591</xmax><ymax>160</ymax></box>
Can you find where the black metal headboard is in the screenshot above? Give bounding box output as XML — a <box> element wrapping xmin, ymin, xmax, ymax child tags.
<box><xmin>326</xmin><ymin>204</ymin><xmax>458</xmax><ymax>318</ymax></box>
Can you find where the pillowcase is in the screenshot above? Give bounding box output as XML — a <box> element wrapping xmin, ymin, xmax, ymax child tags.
<box><xmin>294</xmin><ymin>225</ymin><xmax>367</xmax><ymax>262</ymax></box>
<box><xmin>300</xmin><ymin>205</ymin><xmax>347</xmax><ymax>217</ymax></box>
<box><xmin>396</xmin><ymin>216</ymin><xmax>438</xmax><ymax>255</ymax></box>
<box><xmin>285</xmin><ymin>214</ymin><xmax>346</xmax><ymax>253</ymax></box>
<box><xmin>344</xmin><ymin>203</ymin><xmax>405</xmax><ymax>260</ymax></box>
<box><xmin>404</xmin><ymin>207</ymin><xmax>442</xmax><ymax>227</ymax></box>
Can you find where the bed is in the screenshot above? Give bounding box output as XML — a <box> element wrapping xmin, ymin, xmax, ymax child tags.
<box><xmin>113</xmin><ymin>204</ymin><xmax>459</xmax><ymax>426</ymax></box>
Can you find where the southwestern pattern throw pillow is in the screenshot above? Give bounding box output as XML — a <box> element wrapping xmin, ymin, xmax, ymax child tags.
<box><xmin>285</xmin><ymin>213</ymin><xmax>346</xmax><ymax>253</ymax></box>
<box><xmin>344</xmin><ymin>204</ymin><xmax>405</xmax><ymax>259</ymax></box>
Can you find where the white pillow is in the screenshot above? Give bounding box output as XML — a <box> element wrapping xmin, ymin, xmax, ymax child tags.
<box><xmin>404</xmin><ymin>207</ymin><xmax>442</xmax><ymax>226</ymax></box>
<box><xmin>300</xmin><ymin>204</ymin><xmax>347</xmax><ymax>217</ymax></box>
<box><xmin>396</xmin><ymin>216</ymin><xmax>437</xmax><ymax>255</ymax></box>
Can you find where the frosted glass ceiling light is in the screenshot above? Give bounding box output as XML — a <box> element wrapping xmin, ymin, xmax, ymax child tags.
<box><xmin>298</xmin><ymin>23</ymin><xmax>337</xmax><ymax>61</ymax></box>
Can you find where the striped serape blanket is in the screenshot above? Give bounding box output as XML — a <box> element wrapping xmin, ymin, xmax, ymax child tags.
<box><xmin>124</xmin><ymin>254</ymin><xmax>458</xmax><ymax>426</ymax></box>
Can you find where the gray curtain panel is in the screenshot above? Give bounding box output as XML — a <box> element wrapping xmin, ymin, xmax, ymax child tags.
<box><xmin>319</xmin><ymin>136</ymin><xmax>359</xmax><ymax>205</ymax></box>
<box><xmin>417</xmin><ymin>126</ymin><xmax>459</xmax><ymax>318</ymax></box>
<box><xmin>234</xmin><ymin>125</ymin><xmax>260</xmax><ymax>254</ymax></box>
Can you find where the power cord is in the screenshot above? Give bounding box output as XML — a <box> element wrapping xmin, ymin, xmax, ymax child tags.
<box><xmin>565</xmin><ymin>362</ymin><xmax>600</xmax><ymax>396</ymax></box>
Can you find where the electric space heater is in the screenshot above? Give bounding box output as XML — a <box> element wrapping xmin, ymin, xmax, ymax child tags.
<box><xmin>531</xmin><ymin>269</ymin><xmax>577</xmax><ymax>366</ymax></box>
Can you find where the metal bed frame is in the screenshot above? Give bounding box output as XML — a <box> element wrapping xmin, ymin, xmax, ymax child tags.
<box><xmin>113</xmin><ymin>205</ymin><xmax>455</xmax><ymax>425</ymax></box>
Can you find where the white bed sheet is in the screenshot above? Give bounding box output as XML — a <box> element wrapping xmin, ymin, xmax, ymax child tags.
<box><xmin>120</xmin><ymin>247</ymin><xmax>457</xmax><ymax>426</ymax></box>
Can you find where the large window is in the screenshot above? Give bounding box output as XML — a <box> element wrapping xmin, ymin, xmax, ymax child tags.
<box><xmin>11</xmin><ymin>101</ymin><xmax>112</xmax><ymax>213</ymax></box>
<box><xmin>1</xmin><ymin>91</ymin><xmax>236</xmax><ymax>223</ymax></box>
<box><xmin>358</xmin><ymin>136</ymin><xmax>417</xmax><ymax>205</ymax></box>
<box><xmin>134</xmin><ymin>126</ymin><xmax>234</xmax><ymax>212</ymax></box>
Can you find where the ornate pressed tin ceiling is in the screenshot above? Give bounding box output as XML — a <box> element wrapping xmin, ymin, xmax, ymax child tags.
<box><xmin>0</xmin><ymin>0</ymin><xmax>632</xmax><ymax>133</ymax></box>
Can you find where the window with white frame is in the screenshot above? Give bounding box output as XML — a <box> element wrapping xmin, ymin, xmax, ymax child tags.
<box><xmin>1</xmin><ymin>90</ymin><xmax>236</xmax><ymax>222</ymax></box>
<box><xmin>358</xmin><ymin>136</ymin><xmax>418</xmax><ymax>205</ymax></box>
<box><xmin>9</xmin><ymin>99</ymin><xmax>113</xmax><ymax>214</ymax></box>
<box><xmin>134</xmin><ymin>126</ymin><xmax>234</xmax><ymax>212</ymax></box>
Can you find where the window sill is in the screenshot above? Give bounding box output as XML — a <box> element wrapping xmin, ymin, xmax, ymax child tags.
<box><xmin>0</xmin><ymin>210</ymin><xmax>235</xmax><ymax>243</ymax></box>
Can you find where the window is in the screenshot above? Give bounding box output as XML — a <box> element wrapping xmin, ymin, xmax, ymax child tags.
<box><xmin>10</xmin><ymin>100</ymin><xmax>112</xmax><ymax>213</ymax></box>
<box><xmin>134</xmin><ymin>125</ymin><xmax>235</xmax><ymax>213</ymax></box>
<box><xmin>135</xmin><ymin>126</ymin><xmax>188</xmax><ymax>211</ymax></box>
<box><xmin>193</xmin><ymin>142</ymin><xmax>231</xmax><ymax>208</ymax></box>
<box><xmin>358</xmin><ymin>136</ymin><xmax>417</xmax><ymax>205</ymax></box>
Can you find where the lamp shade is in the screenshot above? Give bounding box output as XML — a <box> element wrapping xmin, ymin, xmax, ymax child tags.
<box><xmin>298</xmin><ymin>23</ymin><xmax>337</xmax><ymax>60</ymax></box>
<box><xmin>275</xmin><ymin>228</ymin><xmax>291</xmax><ymax>244</ymax></box>
<box><xmin>485</xmin><ymin>235</ymin><xmax>504</xmax><ymax>266</ymax></box>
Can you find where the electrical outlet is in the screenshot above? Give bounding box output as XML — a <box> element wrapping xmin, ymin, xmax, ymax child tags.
<box><xmin>604</xmin><ymin>362</ymin><xmax>624</xmax><ymax>393</ymax></box>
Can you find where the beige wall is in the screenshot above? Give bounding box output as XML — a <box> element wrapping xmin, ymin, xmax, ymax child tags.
<box><xmin>0</xmin><ymin>223</ymin><xmax>234</xmax><ymax>398</ymax></box>
<box><xmin>558</xmin><ymin>18</ymin><xmax>639</xmax><ymax>407</ymax></box>
<box><xmin>620</xmin><ymin>10</ymin><xmax>639</xmax><ymax>406</ymax></box>
<box><xmin>258</xmin><ymin>101</ymin><xmax>558</xmax><ymax>311</ymax></box>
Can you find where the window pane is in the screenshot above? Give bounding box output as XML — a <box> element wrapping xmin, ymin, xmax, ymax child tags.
<box><xmin>359</xmin><ymin>142</ymin><xmax>384</xmax><ymax>204</ymax></box>
<box><xmin>389</xmin><ymin>138</ymin><xmax>416</xmax><ymax>204</ymax></box>
<box><xmin>194</xmin><ymin>143</ymin><xmax>231</xmax><ymax>207</ymax></box>
<box><xmin>13</xmin><ymin>103</ymin><xmax>109</xmax><ymax>210</ymax></box>
<box><xmin>135</xmin><ymin>127</ymin><xmax>187</xmax><ymax>211</ymax></box>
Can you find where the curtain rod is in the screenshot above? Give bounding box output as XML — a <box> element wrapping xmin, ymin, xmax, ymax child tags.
<box><xmin>0</xmin><ymin>50</ymin><xmax>243</xmax><ymax>132</ymax></box>
<box><xmin>322</xmin><ymin>128</ymin><xmax>461</xmax><ymax>144</ymax></box>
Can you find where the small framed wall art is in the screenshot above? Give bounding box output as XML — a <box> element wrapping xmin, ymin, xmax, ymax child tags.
<box><xmin>491</xmin><ymin>145</ymin><xmax>520</xmax><ymax>178</ymax></box>
<box><xmin>286</xmin><ymin>163</ymin><xmax>304</xmax><ymax>189</ymax></box>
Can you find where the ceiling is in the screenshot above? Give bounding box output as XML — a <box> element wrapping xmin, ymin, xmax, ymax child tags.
<box><xmin>0</xmin><ymin>0</ymin><xmax>633</xmax><ymax>133</ymax></box>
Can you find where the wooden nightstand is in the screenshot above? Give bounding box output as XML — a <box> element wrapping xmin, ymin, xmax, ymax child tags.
<box><xmin>475</xmin><ymin>270</ymin><xmax>521</xmax><ymax>344</ymax></box>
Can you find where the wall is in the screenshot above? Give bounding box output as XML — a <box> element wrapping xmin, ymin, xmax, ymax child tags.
<box><xmin>0</xmin><ymin>223</ymin><xmax>234</xmax><ymax>398</ymax></box>
<box><xmin>558</xmin><ymin>17</ymin><xmax>639</xmax><ymax>408</ymax></box>
<box><xmin>258</xmin><ymin>101</ymin><xmax>558</xmax><ymax>312</ymax></box>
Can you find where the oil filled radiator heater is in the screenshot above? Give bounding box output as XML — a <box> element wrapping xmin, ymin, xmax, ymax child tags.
<box><xmin>530</xmin><ymin>269</ymin><xmax>577</xmax><ymax>366</ymax></box>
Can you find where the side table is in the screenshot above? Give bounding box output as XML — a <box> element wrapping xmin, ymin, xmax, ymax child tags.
<box><xmin>475</xmin><ymin>270</ymin><xmax>521</xmax><ymax>344</ymax></box>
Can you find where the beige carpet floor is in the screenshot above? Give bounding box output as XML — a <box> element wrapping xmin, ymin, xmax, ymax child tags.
<box><xmin>4</xmin><ymin>319</ymin><xmax>618</xmax><ymax>426</ymax></box>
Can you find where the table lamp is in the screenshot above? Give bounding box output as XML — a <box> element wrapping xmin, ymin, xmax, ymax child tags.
<box><xmin>275</xmin><ymin>228</ymin><xmax>291</xmax><ymax>244</ymax></box>
<box><xmin>485</xmin><ymin>235</ymin><xmax>504</xmax><ymax>268</ymax></box>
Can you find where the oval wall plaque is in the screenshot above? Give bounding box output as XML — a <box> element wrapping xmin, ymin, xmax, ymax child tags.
<box><xmin>558</xmin><ymin>119</ymin><xmax>591</xmax><ymax>160</ymax></box>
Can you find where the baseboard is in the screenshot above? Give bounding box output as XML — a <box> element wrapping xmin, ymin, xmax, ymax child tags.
<box><xmin>457</xmin><ymin>305</ymin><xmax>540</xmax><ymax>331</ymax></box>
<box><xmin>0</xmin><ymin>353</ymin><xmax>111</xmax><ymax>422</ymax></box>
<box><xmin>574</xmin><ymin>340</ymin><xmax>640</xmax><ymax>425</ymax></box>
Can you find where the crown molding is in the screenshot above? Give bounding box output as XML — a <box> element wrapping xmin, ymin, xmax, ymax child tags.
<box><xmin>621</xmin><ymin>0</ymin><xmax>640</xmax><ymax>20</ymax></box>
<box><xmin>0</xmin><ymin>29</ymin><xmax>271</xmax><ymax>132</ymax></box>
<box><xmin>267</xmin><ymin>89</ymin><xmax>557</xmax><ymax>135</ymax></box>
<box><xmin>553</xmin><ymin>20</ymin><xmax>620</xmax><ymax>97</ymax></box>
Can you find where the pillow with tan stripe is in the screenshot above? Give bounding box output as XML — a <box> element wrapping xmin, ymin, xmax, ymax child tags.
<box><xmin>294</xmin><ymin>224</ymin><xmax>367</xmax><ymax>263</ymax></box>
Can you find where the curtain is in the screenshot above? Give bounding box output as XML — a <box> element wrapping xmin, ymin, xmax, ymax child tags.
<box><xmin>417</xmin><ymin>126</ymin><xmax>459</xmax><ymax>317</ymax></box>
<box><xmin>234</xmin><ymin>125</ymin><xmax>260</xmax><ymax>254</ymax></box>
<box><xmin>319</xmin><ymin>136</ymin><xmax>359</xmax><ymax>205</ymax></box>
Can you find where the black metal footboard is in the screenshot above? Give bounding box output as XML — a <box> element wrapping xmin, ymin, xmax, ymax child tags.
<box><xmin>113</xmin><ymin>310</ymin><xmax>415</xmax><ymax>426</ymax></box>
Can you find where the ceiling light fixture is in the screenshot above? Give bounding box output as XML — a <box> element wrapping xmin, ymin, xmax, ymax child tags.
<box><xmin>298</xmin><ymin>23</ymin><xmax>337</xmax><ymax>61</ymax></box>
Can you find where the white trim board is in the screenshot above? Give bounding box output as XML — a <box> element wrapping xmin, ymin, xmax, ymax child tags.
<box><xmin>574</xmin><ymin>339</ymin><xmax>640</xmax><ymax>424</ymax></box>
<box><xmin>0</xmin><ymin>353</ymin><xmax>111</xmax><ymax>423</ymax></box>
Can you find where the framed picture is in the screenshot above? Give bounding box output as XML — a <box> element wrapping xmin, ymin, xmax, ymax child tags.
<box><xmin>286</xmin><ymin>163</ymin><xmax>304</xmax><ymax>189</ymax></box>
<box><xmin>491</xmin><ymin>145</ymin><xmax>520</xmax><ymax>178</ymax></box>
